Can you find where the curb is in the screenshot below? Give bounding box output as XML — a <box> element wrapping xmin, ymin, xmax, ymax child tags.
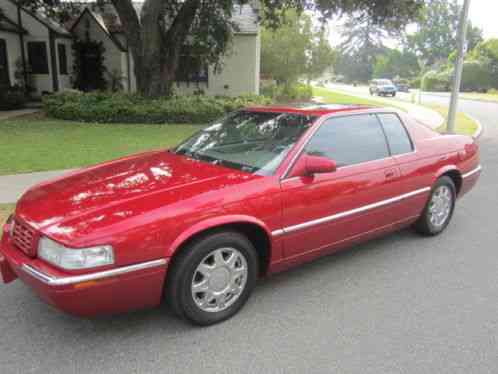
<box><xmin>464</xmin><ymin>112</ymin><xmax>484</xmax><ymax>139</ymax></box>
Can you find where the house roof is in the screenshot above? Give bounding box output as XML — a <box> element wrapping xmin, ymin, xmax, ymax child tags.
<box><xmin>0</xmin><ymin>9</ymin><xmax>26</xmax><ymax>34</ymax></box>
<box><xmin>69</xmin><ymin>8</ymin><xmax>127</xmax><ymax>51</ymax></box>
<box><xmin>5</xmin><ymin>0</ymin><xmax>71</xmax><ymax>37</ymax></box>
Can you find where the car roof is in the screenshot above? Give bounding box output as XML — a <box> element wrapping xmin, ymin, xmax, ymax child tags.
<box><xmin>245</xmin><ymin>103</ymin><xmax>378</xmax><ymax>117</ymax></box>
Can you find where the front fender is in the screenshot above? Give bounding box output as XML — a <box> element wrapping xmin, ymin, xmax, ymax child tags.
<box><xmin>166</xmin><ymin>215</ymin><xmax>273</xmax><ymax>258</ymax></box>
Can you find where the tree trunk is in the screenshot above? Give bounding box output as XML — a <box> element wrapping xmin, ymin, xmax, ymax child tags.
<box><xmin>113</xmin><ymin>0</ymin><xmax>200</xmax><ymax>98</ymax></box>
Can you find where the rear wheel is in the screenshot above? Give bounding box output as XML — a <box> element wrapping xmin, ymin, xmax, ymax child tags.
<box><xmin>414</xmin><ymin>176</ymin><xmax>456</xmax><ymax>236</ymax></box>
<box><xmin>166</xmin><ymin>231</ymin><xmax>258</xmax><ymax>326</ymax></box>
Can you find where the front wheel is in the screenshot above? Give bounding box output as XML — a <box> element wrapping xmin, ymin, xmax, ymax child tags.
<box><xmin>166</xmin><ymin>231</ymin><xmax>258</xmax><ymax>326</ymax></box>
<box><xmin>414</xmin><ymin>176</ymin><xmax>456</xmax><ymax>236</ymax></box>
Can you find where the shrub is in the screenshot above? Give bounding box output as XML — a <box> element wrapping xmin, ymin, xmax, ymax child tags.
<box><xmin>410</xmin><ymin>76</ymin><xmax>422</xmax><ymax>89</ymax></box>
<box><xmin>43</xmin><ymin>92</ymin><xmax>271</xmax><ymax>124</ymax></box>
<box><xmin>460</xmin><ymin>60</ymin><xmax>492</xmax><ymax>92</ymax></box>
<box><xmin>0</xmin><ymin>85</ymin><xmax>26</xmax><ymax>110</ymax></box>
<box><xmin>421</xmin><ymin>70</ymin><xmax>452</xmax><ymax>92</ymax></box>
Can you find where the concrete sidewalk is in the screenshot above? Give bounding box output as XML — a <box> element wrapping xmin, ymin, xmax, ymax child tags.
<box><xmin>0</xmin><ymin>109</ymin><xmax>40</xmax><ymax>121</ymax></box>
<box><xmin>0</xmin><ymin>169</ymin><xmax>75</xmax><ymax>204</ymax></box>
<box><xmin>318</xmin><ymin>84</ymin><xmax>445</xmax><ymax>130</ymax></box>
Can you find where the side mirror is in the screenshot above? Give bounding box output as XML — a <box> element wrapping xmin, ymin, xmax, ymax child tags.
<box><xmin>289</xmin><ymin>154</ymin><xmax>337</xmax><ymax>178</ymax></box>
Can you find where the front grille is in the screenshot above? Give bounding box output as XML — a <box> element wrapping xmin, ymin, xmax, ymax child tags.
<box><xmin>12</xmin><ymin>219</ymin><xmax>38</xmax><ymax>257</ymax></box>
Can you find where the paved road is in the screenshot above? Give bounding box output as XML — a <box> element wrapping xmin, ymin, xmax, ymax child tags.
<box><xmin>1</xmin><ymin>96</ymin><xmax>498</xmax><ymax>373</ymax></box>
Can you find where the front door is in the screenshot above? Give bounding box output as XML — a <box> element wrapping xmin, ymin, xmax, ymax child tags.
<box><xmin>280</xmin><ymin>114</ymin><xmax>402</xmax><ymax>260</ymax></box>
<box><xmin>0</xmin><ymin>39</ymin><xmax>10</xmax><ymax>86</ymax></box>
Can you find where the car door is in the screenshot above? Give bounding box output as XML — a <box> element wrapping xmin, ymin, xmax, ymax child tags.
<box><xmin>377</xmin><ymin>113</ymin><xmax>432</xmax><ymax>220</ymax></box>
<box><xmin>279</xmin><ymin>113</ymin><xmax>402</xmax><ymax>260</ymax></box>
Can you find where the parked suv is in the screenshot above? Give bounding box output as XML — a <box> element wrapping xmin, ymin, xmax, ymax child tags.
<box><xmin>369</xmin><ymin>79</ymin><xmax>397</xmax><ymax>97</ymax></box>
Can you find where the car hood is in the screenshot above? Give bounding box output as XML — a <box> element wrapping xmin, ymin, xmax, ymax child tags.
<box><xmin>16</xmin><ymin>151</ymin><xmax>258</xmax><ymax>242</ymax></box>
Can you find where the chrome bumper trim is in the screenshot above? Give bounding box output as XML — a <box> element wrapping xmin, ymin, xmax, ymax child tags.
<box><xmin>272</xmin><ymin>187</ymin><xmax>431</xmax><ymax>236</ymax></box>
<box><xmin>462</xmin><ymin>165</ymin><xmax>482</xmax><ymax>179</ymax></box>
<box><xmin>22</xmin><ymin>259</ymin><xmax>168</xmax><ymax>286</ymax></box>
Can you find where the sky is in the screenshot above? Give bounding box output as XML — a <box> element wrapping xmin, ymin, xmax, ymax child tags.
<box><xmin>468</xmin><ymin>0</ymin><xmax>498</xmax><ymax>38</ymax></box>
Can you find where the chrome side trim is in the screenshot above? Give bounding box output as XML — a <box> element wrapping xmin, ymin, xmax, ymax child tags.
<box><xmin>271</xmin><ymin>229</ymin><xmax>285</xmax><ymax>237</ymax></box>
<box><xmin>462</xmin><ymin>165</ymin><xmax>482</xmax><ymax>179</ymax></box>
<box><xmin>272</xmin><ymin>187</ymin><xmax>431</xmax><ymax>236</ymax></box>
<box><xmin>22</xmin><ymin>259</ymin><xmax>168</xmax><ymax>286</ymax></box>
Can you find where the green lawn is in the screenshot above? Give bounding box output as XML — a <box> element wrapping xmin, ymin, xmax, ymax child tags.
<box><xmin>312</xmin><ymin>87</ymin><xmax>388</xmax><ymax>107</ymax></box>
<box><xmin>0</xmin><ymin>113</ymin><xmax>203</xmax><ymax>175</ymax></box>
<box><xmin>429</xmin><ymin>105</ymin><xmax>479</xmax><ymax>136</ymax></box>
<box><xmin>0</xmin><ymin>204</ymin><xmax>15</xmax><ymax>239</ymax></box>
<box><xmin>460</xmin><ymin>92</ymin><xmax>498</xmax><ymax>103</ymax></box>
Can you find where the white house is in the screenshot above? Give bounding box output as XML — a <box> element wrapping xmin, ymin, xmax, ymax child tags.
<box><xmin>0</xmin><ymin>0</ymin><xmax>260</xmax><ymax>97</ymax></box>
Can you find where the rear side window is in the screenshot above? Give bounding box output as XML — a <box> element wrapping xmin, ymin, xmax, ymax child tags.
<box><xmin>305</xmin><ymin>114</ymin><xmax>389</xmax><ymax>167</ymax></box>
<box><xmin>378</xmin><ymin>114</ymin><xmax>413</xmax><ymax>155</ymax></box>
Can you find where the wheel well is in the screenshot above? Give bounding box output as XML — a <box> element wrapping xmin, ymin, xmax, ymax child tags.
<box><xmin>171</xmin><ymin>223</ymin><xmax>272</xmax><ymax>276</ymax></box>
<box><xmin>442</xmin><ymin>170</ymin><xmax>463</xmax><ymax>195</ymax></box>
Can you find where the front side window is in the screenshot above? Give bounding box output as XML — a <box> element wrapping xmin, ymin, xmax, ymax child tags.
<box><xmin>27</xmin><ymin>41</ymin><xmax>49</xmax><ymax>74</ymax></box>
<box><xmin>175</xmin><ymin>111</ymin><xmax>315</xmax><ymax>175</ymax></box>
<box><xmin>305</xmin><ymin>114</ymin><xmax>389</xmax><ymax>167</ymax></box>
<box><xmin>377</xmin><ymin>113</ymin><xmax>413</xmax><ymax>155</ymax></box>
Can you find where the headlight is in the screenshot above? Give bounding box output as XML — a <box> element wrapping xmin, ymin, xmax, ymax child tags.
<box><xmin>38</xmin><ymin>237</ymin><xmax>114</xmax><ymax>270</ymax></box>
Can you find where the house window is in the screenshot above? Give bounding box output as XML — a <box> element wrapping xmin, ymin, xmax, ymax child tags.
<box><xmin>57</xmin><ymin>44</ymin><xmax>68</xmax><ymax>75</ymax></box>
<box><xmin>27</xmin><ymin>41</ymin><xmax>49</xmax><ymax>74</ymax></box>
<box><xmin>176</xmin><ymin>55</ymin><xmax>208</xmax><ymax>83</ymax></box>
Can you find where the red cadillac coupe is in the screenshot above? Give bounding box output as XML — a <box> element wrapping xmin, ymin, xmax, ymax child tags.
<box><xmin>1</xmin><ymin>105</ymin><xmax>481</xmax><ymax>325</ymax></box>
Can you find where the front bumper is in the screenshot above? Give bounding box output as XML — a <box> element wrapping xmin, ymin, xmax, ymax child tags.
<box><xmin>1</xmin><ymin>227</ymin><xmax>169</xmax><ymax>317</ymax></box>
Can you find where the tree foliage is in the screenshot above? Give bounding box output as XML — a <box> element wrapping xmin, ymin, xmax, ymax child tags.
<box><xmin>20</xmin><ymin>0</ymin><xmax>424</xmax><ymax>97</ymax></box>
<box><xmin>405</xmin><ymin>0</ymin><xmax>483</xmax><ymax>66</ymax></box>
<box><xmin>261</xmin><ymin>12</ymin><xmax>336</xmax><ymax>85</ymax></box>
<box><xmin>373</xmin><ymin>49</ymin><xmax>420</xmax><ymax>79</ymax></box>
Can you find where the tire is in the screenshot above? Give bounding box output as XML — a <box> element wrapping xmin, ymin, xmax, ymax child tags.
<box><xmin>392</xmin><ymin>92</ymin><xmax>396</xmax><ymax>97</ymax></box>
<box><xmin>414</xmin><ymin>176</ymin><xmax>456</xmax><ymax>236</ymax></box>
<box><xmin>166</xmin><ymin>231</ymin><xmax>258</xmax><ymax>326</ymax></box>
<box><xmin>369</xmin><ymin>89</ymin><xmax>374</xmax><ymax>96</ymax></box>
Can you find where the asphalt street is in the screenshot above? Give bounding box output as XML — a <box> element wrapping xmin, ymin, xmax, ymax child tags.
<box><xmin>1</xmin><ymin>92</ymin><xmax>497</xmax><ymax>374</ymax></box>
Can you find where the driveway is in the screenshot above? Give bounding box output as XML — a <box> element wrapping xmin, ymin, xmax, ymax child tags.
<box><xmin>1</xmin><ymin>96</ymin><xmax>498</xmax><ymax>373</ymax></box>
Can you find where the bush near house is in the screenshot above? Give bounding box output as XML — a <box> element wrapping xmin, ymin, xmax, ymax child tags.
<box><xmin>42</xmin><ymin>91</ymin><xmax>272</xmax><ymax>124</ymax></box>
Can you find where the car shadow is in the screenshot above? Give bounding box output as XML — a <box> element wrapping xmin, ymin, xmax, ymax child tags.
<box><xmin>10</xmin><ymin>227</ymin><xmax>424</xmax><ymax>342</ymax></box>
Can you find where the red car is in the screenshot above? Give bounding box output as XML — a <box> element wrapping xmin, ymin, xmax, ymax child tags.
<box><xmin>1</xmin><ymin>105</ymin><xmax>481</xmax><ymax>325</ymax></box>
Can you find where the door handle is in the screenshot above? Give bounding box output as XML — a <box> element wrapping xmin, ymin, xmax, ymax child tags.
<box><xmin>385</xmin><ymin>169</ymin><xmax>397</xmax><ymax>179</ymax></box>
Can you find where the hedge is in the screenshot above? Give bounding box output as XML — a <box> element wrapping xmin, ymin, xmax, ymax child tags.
<box><xmin>42</xmin><ymin>91</ymin><xmax>272</xmax><ymax>124</ymax></box>
<box><xmin>421</xmin><ymin>70</ymin><xmax>452</xmax><ymax>92</ymax></box>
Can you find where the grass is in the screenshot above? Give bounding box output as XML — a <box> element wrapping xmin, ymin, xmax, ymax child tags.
<box><xmin>312</xmin><ymin>87</ymin><xmax>391</xmax><ymax>107</ymax></box>
<box><xmin>460</xmin><ymin>92</ymin><xmax>498</xmax><ymax>103</ymax></box>
<box><xmin>313</xmin><ymin>87</ymin><xmax>410</xmax><ymax>112</ymax></box>
<box><xmin>429</xmin><ymin>105</ymin><xmax>479</xmax><ymax>136</ymax></box>
<box><xmin>0</xmin><ymin>204</ymin><xmax>15</xmax><ymax>239</ymax></box>
<box><xmin>0</xmin><ymin>113</ymin><xmax>203</xmax><ymax>175</ymax></box>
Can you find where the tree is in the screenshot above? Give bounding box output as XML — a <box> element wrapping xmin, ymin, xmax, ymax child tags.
<box><xmin>373</xmin><ymin>49</ymin><xmax>420</xmax><ymax>79</ymax></box>
<box><xmin>406</xmin><ymin>0</ymin><xmax>483</xmax><ymax>66</ymax></box>
<box><xmin>335</xmin><ymin>13</ymin><xmax>398</xmax><ymax>82</ymax></box>
<box><xmin>23</xmin><ymin>0</ymin><xmax>424</xmax><ymax>97</ymax></box>
<box><xmin>261</xmin><ymin>11</ymin><xmax>312</xmax><ymax>87</ymax></box>
<box><xmin>307</xmin><ymin>30</ymin><xmax>337</xmax><ymax>82</ymax></box>
<box><xmin>261</xmin><ymin>12</ymin><xmax>336</xmax><ymax>86</ymax></box>
<box><xmin>469</xmin><ymin>39</ymin><xmax>498</xmax><ymax>88</ymax></box>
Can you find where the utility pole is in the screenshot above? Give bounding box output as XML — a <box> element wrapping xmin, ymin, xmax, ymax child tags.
<box><xmin>447</xmin><ymin>0</ymin><xmax>471</xmax><ymax>134</ymax></box>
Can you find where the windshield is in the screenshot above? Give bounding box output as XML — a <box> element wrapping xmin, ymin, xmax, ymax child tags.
<box><xmin>377</xmin><ymin>79</ymin><xmax>394</xmax><ymax>85</ymax></box>
<box><xmin>174</xmin><ymin>111</ymin><xmax>315</xmax><ymax>175</ymax></box>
